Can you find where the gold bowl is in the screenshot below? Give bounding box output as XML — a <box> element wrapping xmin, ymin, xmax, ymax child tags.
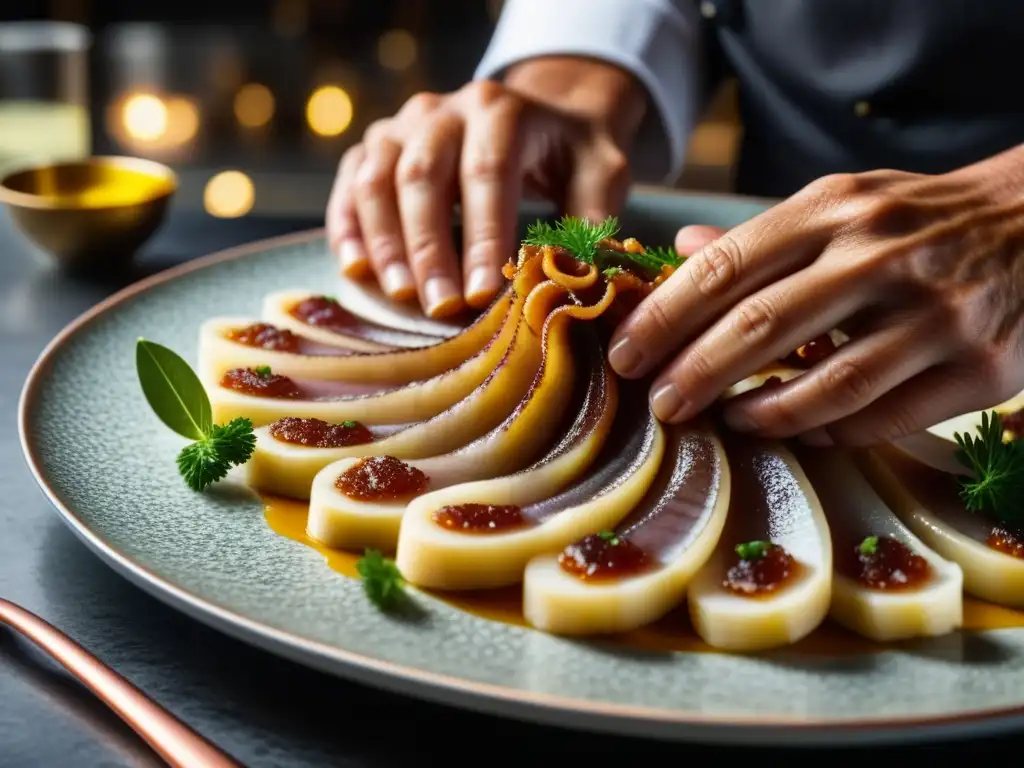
<box><xmin>0</xmin><ymin>155</ymin><xmax>177</xmax><ymax>272</ymax></box>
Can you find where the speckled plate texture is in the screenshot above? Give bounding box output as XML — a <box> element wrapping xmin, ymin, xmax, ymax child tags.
<box><xmin>19</xmin><ymin>189</ymin><xmax>1024</xmax><ymax>746</ymax></box>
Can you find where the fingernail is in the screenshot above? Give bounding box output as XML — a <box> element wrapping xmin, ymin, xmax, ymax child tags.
<box><xmin>799</xmin><ymin>428</ymin><xmax>834</xmax><ymax>447</ymax></box>
<box><xmin>381</xmin><ymin>262</ymin><xmax>417</xmax><ymax>301</ymax></box>
<box><xmin>338</xmin><ymin>239</ymin><xmax>369</xmax><ymax>277</ymax></box>
<box><xmin>465</xmin><ymin>267</ymin><xmax>502</xmax><ymax>309</ymax></box>
<box><xmin>424</xmin><ymin>276</ymin><xmax>464</xmax><ymax>318</ymax></box>
<box><xmin>651</xmin><ymin>383</ymin><xmax>687</xmax><ymax>422</ymax></box>
<box><xmin>724</xmin><ymin>406</ymin><xmax>758</xmax><ymax>433</ymax></box>
<box><xmin>609</xmin><ymin>337</ymin><xmax>642</xmax><ymax>375</ymax></box>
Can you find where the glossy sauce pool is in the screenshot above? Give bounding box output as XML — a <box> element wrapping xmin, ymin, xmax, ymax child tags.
<box><xmin>262</xmin><ymin>495</ymin><xmax>1024</xmax><ymax>655</ymax></box>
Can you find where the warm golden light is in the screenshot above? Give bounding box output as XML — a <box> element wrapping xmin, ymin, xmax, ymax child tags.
<box><xmin>377</xmin><ymin>29</ymin><xmax>418</xmax><ymax>71</ymax></box>
<box><xmin>122</xmin><ymin>93</ymin><xmax>167</xmax><ymax>141</ymax></box>
<box><xmin>234</xmin><ymin>83</ymin><xmax>276</xmax><ymax>128</ymax></box>
<box><xmin>305</xmin><ymin>85</ymin><xmax>353</xmax><ymax>137</ymax></box>
<box><xmin>165</xmin><ymin>97</ymin><xmax>200</xmax><ymax>145</ymax></box>
<box><xmin>203</xmin><ymin>170</ymin><xmax>255</xmax><ymax>218</ymax></box>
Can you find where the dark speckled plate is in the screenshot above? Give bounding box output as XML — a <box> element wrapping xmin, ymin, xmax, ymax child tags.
<box><xmin>19</xmin><ymin>188</ymin><xmax>1024</xmax><ymax>746</ymax></box>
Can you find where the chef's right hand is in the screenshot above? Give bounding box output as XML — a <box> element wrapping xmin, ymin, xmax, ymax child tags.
<box><xmin>325</xmin><ymin>56</ymin><xmax>649</xmax><ymax>319</ymax></box>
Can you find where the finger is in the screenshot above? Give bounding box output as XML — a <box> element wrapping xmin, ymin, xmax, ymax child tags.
<box><xmin>608</xmin><ymin>199</ymin><xmax>832</xmax><ymax>379</ymax></box>
<box><xmin>354</xmin><ymin>126</ymin><xmax>417</xmax><ymax>302</ymax></box>
<box><xmin>563</xmin><ymin>137</ymin><xmax>630</xmax><ymax>225</ymax></box>
<box><xmin>647</xmin><ymin>261</ymin><xmax>871</xmax><ymax>423</ymax></box>
<box><xmin>799</xmin><ymin>363</ymin><xmax>1003</xmax><ymax>448</ymax></box>
<box><xmin>459</xmin><ymin>97</ymin><xmax>522</xmax><ymax>309</ymax></box>
<box><xmin>396</xmin><ymin>109</ymin><xmax>466</xmax><ymax>318</ymax></box>
<box><xmin>675</xmin><ymin>225</ymin><xmax>725</xmax><ymax>256</ymax></box>
<box><xmin>719</xmin><ymin>310</ymin><xmax>952</xmax><ymax>437</ymax></box>
<box><xmin>326</xmin><ymin>144</ymin><xmax>371</xmax><ymax>278</ymax></box>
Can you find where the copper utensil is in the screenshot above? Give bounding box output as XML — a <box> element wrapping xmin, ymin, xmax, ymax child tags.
<box><xmin>0</xmin><ymin>598</ymin><xmax>242</xmax><ymax>768</ymax></box>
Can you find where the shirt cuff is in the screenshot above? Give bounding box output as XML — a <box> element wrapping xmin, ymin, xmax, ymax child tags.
<box><xmin>474</xmin><ymin>0</ymin><xmax>703</xmax><ymax>184</ymax></box>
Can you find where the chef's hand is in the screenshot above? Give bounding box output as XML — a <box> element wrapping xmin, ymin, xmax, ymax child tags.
<box><xmin>325</xmin><ymin>57</ymin><xmax>646</xmax><ymax>318</ymax></box>
<box><xmin>610</xmin><ymin>146</ymin><xmax>1024</xmax><ymax>446</ymax></box>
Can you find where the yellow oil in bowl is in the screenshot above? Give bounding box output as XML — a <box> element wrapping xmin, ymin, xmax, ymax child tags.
<box><xmin>0</xmin><ymin>156</ymin><xmax>177</xmax><ymax>272</ymax></box>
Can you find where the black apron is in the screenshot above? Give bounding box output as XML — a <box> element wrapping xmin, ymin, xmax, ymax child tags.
<box><xmin>701</xmin><ymin>0</ymin><xmax>1024</xmax><ymax>197</ymax></box>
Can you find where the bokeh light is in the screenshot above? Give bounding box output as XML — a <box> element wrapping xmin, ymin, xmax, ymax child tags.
<box><xmin>122</xmin><ymin>93</ymin><xmax>167</xmax><ymax>141</ymax></box>
<box><xmin>204</xmin><ymin>170</ymin><xmax>255</xmax><ymax>218</ymax></box>
<box><xmin>234</xmin><ymin>83</ymin><xmax>275</xmax><ymax>128</ymax></box>
<box><xmin>377</xmin><ymin>29</ymin><xmax>418</xmax><ymax>71</ymax></box>
<box><xmin>305</xmin><ymin>85</ymin><xmax>353</xmax><ymax>137</ymax></box>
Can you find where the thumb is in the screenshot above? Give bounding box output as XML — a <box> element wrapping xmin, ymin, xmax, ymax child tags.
<box><xmin>562</xmin><ymin>139</ymin><xmax>630</xmax><ymax>224</ymax></box>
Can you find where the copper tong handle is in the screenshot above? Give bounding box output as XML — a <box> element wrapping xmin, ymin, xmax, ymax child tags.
<box><xmin>0</xmin><ymin>598</ymin><xmax>242</xmax><ymax>768</ymax></box>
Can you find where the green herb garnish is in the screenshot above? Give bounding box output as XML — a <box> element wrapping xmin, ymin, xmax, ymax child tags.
<box><xmin>136</xmin><ymin>339</ymin><xmax>256</xmax><ymax>492</ymax></box>
<box><xmin>357</xmin><ymin>549</ymin><xmax>406</xmax><ymax>609</ymax></box>
<box><xmin>525</xmin><ymin>215</ymin><xmax>684</xmax><ymax>276</ymax></box>
<box><xmin>954</xmin><ymin>410</ymin><xmax>1024</xmax><ymax>523</ymax></box>
<box><xmin>342</xmin><ymin>420</ymin><xmax>357</xmax><ymax>428</ymax></box>
<box><xmin>735</xmin><ymin>540</ymin><xmax>770</xmax><ymax>561</ymax></box>
<box><xmin>254</xmin><ymin>365</ymin><xmax>272</xmax><ymax>377</ymax></box>
<box><xmin>627</xmin><ymin>244</ymin><xmax>685</xmax><ymax>272</ymax></box>
<box><xmin>598</xmin><ymin>530</ymin><xmax>620</xmax><ymax>546</ymax></box>
<box><xmin>524</xmin><ymin>215</ymin><xmax>620</xmax><ymax>264</ymax></box>
<box><xmin>858</xmin><ymin>536</ymin><xmax>879</xmax><ymax>556</ymax></box>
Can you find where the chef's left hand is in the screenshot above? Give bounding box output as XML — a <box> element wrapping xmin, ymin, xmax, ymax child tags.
<box><xmin>608</xmin><ymin>147</ymin><xmax>1024</xmax><ymax>446</ymax></box>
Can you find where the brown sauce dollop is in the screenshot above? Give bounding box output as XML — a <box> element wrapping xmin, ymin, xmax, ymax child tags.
<box><xmin>268</xmin><ymin>417</ymin><xmax>373</xmax><ymax>447</ymax></box>
<box><xmin>558</xmin><ymin>531</ymin><xmax>652</xmax><ymax>581</ymax></box>
<box><xmin>290</xmin><ymin>296</ymin><xmax>355</xmax><ymax>330</ymax></box>
<box><xmin>723</xmin><ymin>541</ymin><xmax>796</xmax><ymax>596</ymax></box>
<box><xmin>782</xmin><ymin>334</ymin><xmax>837</xmax><ymax>368</ymax></box>
<box><xmin>225</xmin><ymin>322</ymin><xmax>301</xmax><ymax>352</ymax></box>
<box><xmin>220</xmin><ymin>367</ymin><xmax>302</xmax><ymax>398</ymax></box>
<box><xmin>432</xmin><ymin>503</ymin><xmax>526</xmax><ymax>533</ymax></box>
<box><xmin>987</xmin><ymin>526</ymin><xmax>1024</xmax><ymax>559</ymax></box>
<box><xmin>850</xmin><ymin>535</ymin><xmax>931</xmax><ymax>590</ymax></box>
<box><xmin>335</xmin><ymin>456</ymin><xmax>429</xmax><ymax>502</ymax></box>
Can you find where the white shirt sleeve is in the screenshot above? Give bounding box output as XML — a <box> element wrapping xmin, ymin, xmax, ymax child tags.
<box><xmin>474</xmin><ymin>0</ymin><xmax>704</xmax><ymax>185</ymax></box>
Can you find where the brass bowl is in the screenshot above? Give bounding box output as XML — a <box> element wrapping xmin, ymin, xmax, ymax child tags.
<box><xmin>0</xmin><ymin>156</ymin><xmax>177</xmax><ymax>272</ymax></box>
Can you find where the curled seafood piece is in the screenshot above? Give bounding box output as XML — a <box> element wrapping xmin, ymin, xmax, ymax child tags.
<box><xmin>246</xmin><ymin>311</ymin><xmax>542</xmax><ymax>499</ymax></box>
<box><xmin>859</xmin><ymin>447</ymin><xmax>1024</xmax><ymax>609</ymax></box>
<box><xmin>687</xmin><ymin>438</ymin><xmax>832</xmax><ymax>652</ymax></box>
<box><xmin>797</xmin><ymin>448</ymin><xmax>962</xmax><ymax>642</ymax></box>
<box><xmin>200</xmin><ymin>287</ymin><xmax>510</xmax><ymax>390</ymax></box>
<box><xmin>261</xmin><ymin>290</ymin><xmax>442</xmax><ymax>350</ymax></box>
<box><xmin>245</xmin><ymin>269</ymin><xmax>623</xmax><ymax>499</ymax></box>
<box><xmin>522</xmin><ymin>421</ymin><xmax>730</xmax><ymax>636</ymax></box>
<box><xmin>307</xmin><ymin>330</ymin><xmax>615</xmax><ymax>552</ymax></box>
<box><xmin>205</xmin><ymin>255</ymin><xmax>548</xmax><ymax>426</ymax></box>
<box><xmin>395</xmin><ymin>385</ymin><xmax>664</xmax><ymax>591</ymax></box>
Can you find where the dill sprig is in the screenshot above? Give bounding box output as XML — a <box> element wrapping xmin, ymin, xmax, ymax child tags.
<box><xmin>524</xmin><ymin>215</ymin><xmax>684</xmax><ymax>276</ymax></box>
<box><xmin>524</xmin><ymin>215</ymin><xmax>620</xmax><ymax>264</ymax></box>
<box><xmin>953</xmin><ymin>410</ymin><xmax>1024</xmax><ymax>524</ymax></box>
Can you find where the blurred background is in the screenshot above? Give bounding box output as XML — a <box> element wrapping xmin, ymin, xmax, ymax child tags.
<box><xmin>0</xmin><ymin>0</ymin><xmax>741</xmax><ymax>224</ymax></box>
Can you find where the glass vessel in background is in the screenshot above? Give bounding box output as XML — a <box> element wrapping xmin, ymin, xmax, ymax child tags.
<box><xmin>0</xmin><ymin>22</ymin><xmax>91</xmax><ymax>177</ymax></box>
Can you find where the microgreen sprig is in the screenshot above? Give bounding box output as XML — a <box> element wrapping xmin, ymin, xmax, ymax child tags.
<box><xmin>136</xmin><ymin>338</ymin><xmax>256</xmax><ymax>492</ymax></box>
<box><xmin>858</xmin><ymin>536</ymin><xmax>879</xmax><ymax>556</ymax></box>
<box><xmin>953</xmin><ymin>410</ymin><xmax>1024</xmax><ymax>524</ymax></box>
<box><xmin>735</xmin><ymin>540</ymin><xmax>770</xmax><ymax>561</ymax></box>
